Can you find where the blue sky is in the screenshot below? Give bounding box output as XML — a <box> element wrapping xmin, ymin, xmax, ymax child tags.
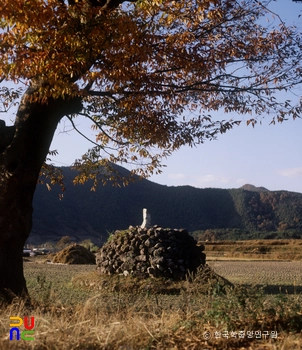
<box><xmin>48</xmin><ymin>0</ymin><xmax>302</xmax><ymax>194</ymax></box>
<box><xmin>3</xmin><ymin>1</ymin><xmax>300</xmax><ymax>193</ymax></box>
<box><xmin>52</xmin><ymin>107</ymin><xmax>302</xmax><ymax>193</ymax></box>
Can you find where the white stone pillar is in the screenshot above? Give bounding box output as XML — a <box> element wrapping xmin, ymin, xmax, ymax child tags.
<box><xmin>141</xmin><ymin>208</ymin><xmax>151</xmax><ymax>228</ymax></box>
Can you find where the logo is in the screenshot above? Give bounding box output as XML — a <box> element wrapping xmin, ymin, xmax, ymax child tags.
<box><xmin>9</xmin><ymin>316</ymin><xmax>35</xmax><ymax>341</ymax></box>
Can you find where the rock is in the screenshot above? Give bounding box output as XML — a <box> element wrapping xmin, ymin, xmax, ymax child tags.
<box><xmin>136</xmin><ymin>254</ymin><xmax>147</xmax><ymax>262</ymax></box>
<box><xmin>141</xmin><ymin>208</ymin><xmax>151</xmax><ymax>228</ymax></box>
<box><xmin>96</xmin><ymin>226</ymin><xmax>206</xmax><ymax>280</ymax></box>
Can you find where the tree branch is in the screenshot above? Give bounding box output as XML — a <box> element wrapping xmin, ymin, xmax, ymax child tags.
<box><xmin>78</xmin><ymin>112</ymin><xmax>129</xmax><ymax>146</ymax></box>
<box><xmin>66</xmin><ymin>115</ymin><xmax>99</xmax><ymax>147</ymax></box>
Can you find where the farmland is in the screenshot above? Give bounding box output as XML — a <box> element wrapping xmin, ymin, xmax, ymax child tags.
<box><xmin>1</xmin><ymin>241</ymin><xmax>302</xmax><ymax>349</ymax></box>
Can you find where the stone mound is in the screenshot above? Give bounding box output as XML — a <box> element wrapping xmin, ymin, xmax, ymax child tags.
<box><xmin>52</xmin><ymin>244</ymin><xmax>96</xmax><ymax>264</ymax></box>
<box><xmin>96</xmin><ymin>226</ymin><xmax>206</xmax><ymax>280</ymax></box>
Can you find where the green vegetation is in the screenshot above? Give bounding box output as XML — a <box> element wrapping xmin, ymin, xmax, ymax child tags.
<box><xmin>228</xmin><ymin>189</ymin><xmax>302</xmax><ymax>233</ymax></box>
<box><xmin>192</xmin><ymin>229</ymin><xmax>302</xmax><ymax>241</ymax></box>
<box><xmin>79</xmin><ymin>239</ymin><xmax>99</xmax><ymax>253</ymax></box>
<box><xmin>31</xmin><ymin>167</ymin><xmax>302</xmax><ymax>245</ymax></box>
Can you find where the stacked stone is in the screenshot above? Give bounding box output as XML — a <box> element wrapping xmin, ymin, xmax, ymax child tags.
<box><xmin>96</xmin><ymin>226</ymin><xmax>206</xmax><ymax>280</ymax></box>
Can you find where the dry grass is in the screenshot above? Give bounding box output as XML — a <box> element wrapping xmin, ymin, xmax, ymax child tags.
<box><xmin>1</xmin><ymin>290</ymin><xmax>302</xmax><ymax>349</ymax></box>
<box><xmin>204</xmin><ymin>239</ymin><xmax>302</xmax><ymax>261</ymax></box>
<box><xmin>1</xmin><ymin>300</ymin><xmax>297</xmax><ymax>350</ymax></box>
<box><xmin>51</xmin><ymin>244</ymin><xmax>96</xmax><ymax>265</ymax></box>
<box><xmin>1</xmin><ymin>252</ymin><xmax>302</xmax><ymax>349</ymax></box>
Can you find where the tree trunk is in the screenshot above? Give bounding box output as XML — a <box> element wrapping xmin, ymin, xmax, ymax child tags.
<box><xmin>0</xmin><ymin>85</ymin><xmax>82</xmax><ymax>301</ymax></box>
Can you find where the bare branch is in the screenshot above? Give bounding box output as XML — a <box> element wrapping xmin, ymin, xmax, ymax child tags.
<box><xmin>78</xmin><ymin>112</ymin><xmax>129</xmax><ymax>146</ymax></box>
<box><xmin>66</xmin><ymin>115</ymin><xmax>99</xmax><ymax>147</ymax></box>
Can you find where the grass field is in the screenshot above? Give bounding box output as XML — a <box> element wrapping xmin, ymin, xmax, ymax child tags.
<box><xmin>204</xmin><ymin>239</ymin><xmax>302</xmax><ymax>261</ymax></box>
<box><xmin>1</xmin><ymin>241</ymin><xmax>302</xmax><ymax>349</ymax></box>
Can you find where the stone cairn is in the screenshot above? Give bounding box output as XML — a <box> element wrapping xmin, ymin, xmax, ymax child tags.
<box><xmin>96</xmin><ymin>210</ymin><xmax>206</xmax><ymax>280</ymax></box>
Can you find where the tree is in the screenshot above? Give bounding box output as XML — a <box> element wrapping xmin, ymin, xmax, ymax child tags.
<box><xmin>56</xmin><ymin>235</ymin><xmax>72</xmax><ymax>249</ymax></box>
<box><xmin>0</xmin><ymin>0</ymin><xmax>301</xmax><ymax>301</ymax></box>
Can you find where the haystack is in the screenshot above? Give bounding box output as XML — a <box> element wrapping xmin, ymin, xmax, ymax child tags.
<box><xmin>52</xmin><ymin>244</ymin><xmax>96</xmax><ymax>264</ymax></box>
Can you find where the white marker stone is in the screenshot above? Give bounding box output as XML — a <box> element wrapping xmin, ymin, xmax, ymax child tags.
<box><xmin>141</xmin><ymin>208</ymin><xmax>151</xmax><ymax>228</ymax></box>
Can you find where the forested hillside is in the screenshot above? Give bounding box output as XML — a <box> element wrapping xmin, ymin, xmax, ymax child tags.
<box><xmin>30</xmin><ymin>166</ymin><xmax>302</xmax><ymax>244</ymax></box>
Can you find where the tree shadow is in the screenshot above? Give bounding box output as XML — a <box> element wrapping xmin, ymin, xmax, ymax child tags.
<box><xmin>261</xmin><ymin>284</ymin><xmax>302</xmax><ymax>295</ymax></box>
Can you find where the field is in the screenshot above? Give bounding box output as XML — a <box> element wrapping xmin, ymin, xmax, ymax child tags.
<box><xmin>205</xmin><ymin>239</ymin><xmax>302</xmax><ymax>261</ymax></box>
<box><xmin>1</xmin><ymin>240</ymin><xmax>302</xmax><ymax>349</ymax></box>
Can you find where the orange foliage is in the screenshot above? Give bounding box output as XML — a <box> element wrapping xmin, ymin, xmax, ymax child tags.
<box><xmin>0</xmin><ymin>0</ymin><xmax>301</xmax><ymax>181</ymax></box>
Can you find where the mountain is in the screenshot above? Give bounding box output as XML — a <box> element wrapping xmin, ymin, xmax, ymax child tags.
<box><xmin>30</xmin><ymin>166</ymin><xmax>302</xmax><ymax>244</ymax></box>
<box><xmin>240</xmin><ymin>184</ymin><xmax>269</xmax><ymax>192</ymax></box>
